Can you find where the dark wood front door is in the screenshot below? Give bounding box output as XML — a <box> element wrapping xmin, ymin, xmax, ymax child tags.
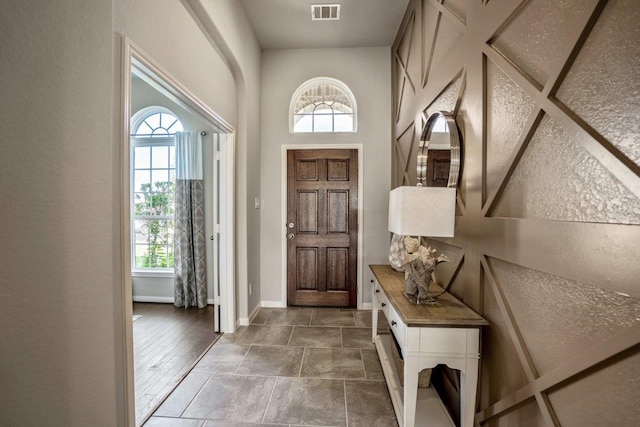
<box><xmin>287</xmin><ymin>149</ymin><xmax>358</xmax><ymax>307</ymax></box>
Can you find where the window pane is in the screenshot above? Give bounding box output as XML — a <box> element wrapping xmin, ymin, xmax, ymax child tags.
<box><xmin>313</xmin><ymin>113</ymin><xmax>333</xmax><ymax>132</ymax></box>
<box><xmin>134</xmin><ymin>146</ymin><xmax>151</xmax><ymax>169</ymax></box>
<box><xmin>145</xmin><ymin>113</ymin><xmax>160</xmax><ymax>130</ymax></box>
<box><xmin>152</xmin><ymin>170</ymin><xmax>170</xmax><ymax>187</ymax></box>
<box><xmin>169</xmin><ymin>146</ymin><xmax>176</xmax><ymax>168</ymax></box>
<box><xmin>134</xmin><ymin>220</ymin><xmax>150</xmax><ymax>243</ymax></box>
<box><xmin>134</xmin><ymin>170</ymin><xmax>151</xmax><ymax>192</ymax></box>
<box><xmin>151</xmin><ymin>192</ymin><xmax>173</xmax><ymax>216</ymax></box>
<box><xmin>292</xmin><ymin>80</ymin><xmax>355</xmax><ymax>133</ymax></box>
<box><xmin>334</xmin><ymin>114</ymin><xmax>353</xmax><ymax>132</ymax></box>
<box><xmin>151</xmin><ymin>128</ymin><xmax>169</xmax><ymax>137</ymax></box>
<box><xmin>135</xmin><ymin>244</ymin><xmax>150</xmax><ymax>268</ymax></box>
<box><xmin>134</xmin><ymin>192</ymin><xmax>150</xmax><ymax>215</ymax></box>
<box><xmin>135</xmin><ymin>122</ymin><xmax>153</xmax><ymax>136</ymax></box>
<box><xmin>294</xmin><ymin>114</ymin><xmax>313</xmax><ymax>132</ymax></box>
<box><xmin>167</xmin><ymin>120</ymin><xmax>183</xmax><ymax>133</ymax></box>
<box><xmin>166</xmin><ymin>244</ymin><xmax>174</xmax><ymax>268</ymax></box>
<box><xmin>159</xmin><ymin>113</ymin><xmax>174</xmax><ymax>129</ymax></box>
<box><xmin>151</xmin><ymin>146</ymin><xmax>169</xmax><ymax>169</ymax></box>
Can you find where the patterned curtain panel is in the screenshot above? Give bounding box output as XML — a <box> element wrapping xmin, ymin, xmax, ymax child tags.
<box><xmin>174</xmin><ymin>131</ymin><xmax>207</xmax><ymax>308</ymax></box>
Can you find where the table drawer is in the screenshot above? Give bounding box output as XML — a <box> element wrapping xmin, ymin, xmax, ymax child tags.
<box><xmin>374</xmin><ymin>284</ymin><xmax>391</xmax><ymax>317</ymax></box>
<box><xmin>387</xmin><ymin>304</ymin><xmax>406</xmax><ymax>350</ymax></box>
<box><xmin>373</xmin><ymin>280</ymin><xmax>406</xmax><ymax>352</ymax></box>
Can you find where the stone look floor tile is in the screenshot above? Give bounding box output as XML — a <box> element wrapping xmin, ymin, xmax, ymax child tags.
<box><xmin>361</xmin><ymin>349</ymin><xmax>385</xmax><ymax>381</ymax></box>
<box><xmin>145</xmin><ymin>417</ymin><xmax>206</xmax><ymax>427</ymax></box>
<box><xmin>235</xmin><ymin>345</ymin><xmax>304</xmax><ymax>377</ymax></box>
<box><xmin>288</xmin><ymin>326</ymin><xmax>342</xmax><ymax>348</ymax></box>
<box><xmin>235</xmin><ymin>324</ymin><xmax>293</xmax><ymax>346</ymax></box>
<box><xmin>203</xmin><ymin>421</ymin><xmax>283</xmax><ymax>427</ymax></box>
<box><xmin>218</xmin><ymin>326</ymin><xmax>246</xmax><ymax>344</ymax></box>
<box><xmin>310</xmin><ymin>310</ymin><xmax>356</xmax><ymax>327</ymax></box>
<box><xmin>344</xmin><ymin>380</ymin><xmax>398</xmax><ymax>426</ymax></box>
<box><xmin>341</xmin><ymin>327</ymin><xmax>375</xmax><ymax>349</ymax></box>
<box><xmin>250</xmin><ymin>308</ymin><xmax>272</xmax><ymax>324</ymax></box>
<box><xmin>190</xmin><ymin>344</ymin><xmax>249</xmax><ymax>375</ymax></box>
<box><xmin>300</xmin><ymin>347</ymin><xmax>365</xmax><ymax>379</ymax></box>
<box><xmin>151</xmin><ymin>307</ymin><xmax>398</xmax><ymax>427</ymax></box>
<box><xmin>265</xmin><ymin>309</ymin><xmax>313</xmax><ymax>326</ymax></box>
<box><xmin>263</xmin><ymin>377</ymin><xmax>346</xmax><ymax>426</ymax></box>
<box><xmin>153</xmin><ymin>373</ymin><xmax>210</xmax><ymax>417</ymax></box>
<box><xmin>182</xmin><ymin>375</ymin><xmax>276</xmax><ymax>423</ymax></box>
<box><xmin>353</xmin><ymin>310</ymin><xmax>373</xmax><ymax>328</ymax></box>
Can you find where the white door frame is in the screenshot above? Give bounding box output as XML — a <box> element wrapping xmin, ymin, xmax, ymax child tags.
<box><xmin>120</xmin><ymin>38</ymin><xmax>236</xmax><ymax>424</ymax></box>
<box><xmin>281</xmin><ymin>144</ymin><xmax>364</xmax><ymax>309</ymax></box>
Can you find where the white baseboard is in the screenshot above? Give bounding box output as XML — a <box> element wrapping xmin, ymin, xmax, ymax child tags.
<box><xmin>132</xmin><ymin>296</ymin><xmax>216</xmax><ymax>305</ymax></box>
<box><xmin>133</xmin><ymin>296</ymin><xmax>174</xmax><ymax>303</ymax></box>
<box><xmin>361</xmin><ymin>302</ymin><xmax>373</xmax><ymax>310</ymax></box>
<box><xmin>261</xmin><ymin>300</ymin><xmax>287</xmax><ymax>308</ymax></box>
<box><xmin>248</xmin><ymin>304</ymin><xmax>261</xmax><ymax>323</ymax></box>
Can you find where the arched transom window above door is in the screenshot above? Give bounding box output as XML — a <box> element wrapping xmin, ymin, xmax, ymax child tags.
<box><xmin>290</xmin><ymin>77</ymin><xmax>357</xmax><ymax>133</ymax></box>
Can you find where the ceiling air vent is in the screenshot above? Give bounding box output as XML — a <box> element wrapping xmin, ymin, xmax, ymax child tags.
<box><xmin>311</xmin><ymin>4</ymin><xmax>340</xmax><ymax>21</ymax></box>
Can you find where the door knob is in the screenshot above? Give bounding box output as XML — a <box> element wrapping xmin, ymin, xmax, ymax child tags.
<box><xmin>287</xmin><ymin>233</ymin><xmax>295</xmax><ymax>240</ymax></box>
<box><xmin>288</xmin><ymin>222</ymin><xmax>295</xmax><ymax>228</ymax></box>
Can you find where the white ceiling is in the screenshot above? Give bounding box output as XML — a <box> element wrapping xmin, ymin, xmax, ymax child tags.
<box><xmin>239</xmin><ymin>0</ymin><xmax>410</xmax><ymax>49</ymax></box>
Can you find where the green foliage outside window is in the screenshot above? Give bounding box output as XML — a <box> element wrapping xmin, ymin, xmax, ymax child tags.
<box><xmin>135</xmin><ymin>181</ymin><xmax>175</xmax><ymax>268</ymax></box>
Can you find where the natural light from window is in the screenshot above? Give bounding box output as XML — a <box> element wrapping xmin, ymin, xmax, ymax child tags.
<box><xmin>131</xmin><ymin>109</ymin><xmax>182</xmax><ymax>270</ymax></box>
<box><xmin>290</xmin><ymin>78</ymin><xmax>357</xmax><ymax>133</ymax></box>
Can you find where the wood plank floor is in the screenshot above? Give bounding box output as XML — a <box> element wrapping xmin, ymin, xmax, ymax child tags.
<box><xmin>133</xmin><ymin>302</ymin><xmax>219</xmax><ymax>426</ymax></box>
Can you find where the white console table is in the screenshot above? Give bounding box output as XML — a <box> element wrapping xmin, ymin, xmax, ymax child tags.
<box><xmin>370</xmin><ymin>265</ymin><xmax>488</xmax><ymax>427</ymax></box>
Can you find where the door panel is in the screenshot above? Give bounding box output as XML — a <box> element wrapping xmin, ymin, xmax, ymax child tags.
<box><xmin>296</xmin><ymin>248</ymin><xmax>318</xmax><ymax>290</ymax></box>
<box><xmin>327</xmin><ymin>190</ymin><xmax>349</xmax><ymax>233</ymax></box>
<box><xmin>297</xmin><ymin>191</ymin><xmax>319</xmax><ymax>233</ymax></box>
<box><xmin>287</xmin><ymin>149</ymin><xmax>358</xmax><ymax>307</ymax></box>
<box><xmin>326</xmin><ymin>248</ymin><xmax>348</xmax><ymax>291</ymax></box>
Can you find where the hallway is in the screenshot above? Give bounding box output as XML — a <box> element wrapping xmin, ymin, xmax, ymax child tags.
<box><xmin>144</xmin><ymin>307</ymin><xmax>397</xmax><ymax>426</ymax></box>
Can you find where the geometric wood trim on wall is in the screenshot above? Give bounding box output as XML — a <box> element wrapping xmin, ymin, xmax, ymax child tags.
<box><xmin>392</xmin><ymin>0</ymin><xmax>640</xmax><ymax>424</ymax></box>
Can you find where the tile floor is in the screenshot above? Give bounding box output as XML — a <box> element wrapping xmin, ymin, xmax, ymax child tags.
<box><xmin>145</xmin><ymin>307</ymin><xmax>398</xmax><ymax>427</ymax></box>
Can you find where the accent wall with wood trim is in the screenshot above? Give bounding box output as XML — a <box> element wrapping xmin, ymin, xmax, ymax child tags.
<box><xmin>391</xmin><ymin>0</ymin><xmax>640</xmax><ymax>425</ymax></box>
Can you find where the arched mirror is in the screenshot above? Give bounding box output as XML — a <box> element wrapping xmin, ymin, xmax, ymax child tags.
<box><xmin>417</xmin><ymin>111</ymin><xmax>461</xmax><ymax>188</ymax></box>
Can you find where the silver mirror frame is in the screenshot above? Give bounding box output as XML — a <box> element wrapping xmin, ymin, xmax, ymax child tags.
<box><xmin>417</xmin><ymin>111</ymin><xmax>461</xmax><ymax>188</ymax></box>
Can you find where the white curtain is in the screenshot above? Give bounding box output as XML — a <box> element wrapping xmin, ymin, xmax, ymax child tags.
<box><xmin>174</xmin><ymin>131</ymin><xmax>207</xmax><ymax>308</ymax></box>
<box><xmin>175</xmin><ymin>131</ymin><xmax>203</xmax><ymax>180</ymax></box>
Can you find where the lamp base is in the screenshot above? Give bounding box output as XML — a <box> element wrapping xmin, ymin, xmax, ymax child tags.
<box><xmin>403</xmin><ymin>292</ymin><xmax>437</xmax><ymax>305</ymax></box>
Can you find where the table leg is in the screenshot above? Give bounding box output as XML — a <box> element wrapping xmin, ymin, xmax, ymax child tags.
<box><xmin>461</xmin><ymin>358</ymin><xmax>479</xmax><ymax>427</ymax></box>
<box><xmin>403</xmin><ymin>354</ymin><xmax>419</xmax><ymax>427</ymax></box>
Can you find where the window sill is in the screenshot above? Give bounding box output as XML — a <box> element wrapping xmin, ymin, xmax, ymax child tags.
<box><xmin>132</xmin><ymin>269</ymin><xmax>173</xmax><ymax>278</ymax></box>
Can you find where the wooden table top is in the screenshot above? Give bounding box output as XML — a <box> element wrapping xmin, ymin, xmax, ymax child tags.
<box><xmin>370</xmin><ymin>264</ymin><xmax>489</xmax><ymax>328</ymax></box>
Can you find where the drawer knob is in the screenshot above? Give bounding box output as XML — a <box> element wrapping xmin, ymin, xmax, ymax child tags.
<box><xmin>375</xmin><ymin>289</ymin><xmax>380</xmax><ymax>293</ymax></box>
<box><xmin>391</xmin><ymin>320</ymin><xmax>397</xmax><ymax>326</ymax></box>
<box><xmin>381</xmin><ymin>302</ymin><xmax>386</xmax><ymax>307</ymax></box>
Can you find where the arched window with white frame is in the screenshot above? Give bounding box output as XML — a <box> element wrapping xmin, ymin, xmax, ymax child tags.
<box><xmin>290</xmin><ymin>77</ymin><xmax>357</xmax><ymax>133</ymax></box>
<box><xmin>130</xmin><ymin>107</ymin><xmax>183</xmax><ymax>270</ymax></box>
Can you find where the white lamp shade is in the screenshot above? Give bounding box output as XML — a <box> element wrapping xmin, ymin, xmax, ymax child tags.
<box><xmin>388</xmin><ymin>186</ymin><xmax>456</xmax><ymax>237</ymax></box>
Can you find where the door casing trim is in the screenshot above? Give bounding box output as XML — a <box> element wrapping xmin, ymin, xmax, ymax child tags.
<box><xmin>281</xmin><ymin>144</ymin><xmax>364</xmax><ymax>309</ymax></box>
<box><xmin>120</xmin><ymin>38</ymin><xmax>237</xmax><ymax>425</ymax></box>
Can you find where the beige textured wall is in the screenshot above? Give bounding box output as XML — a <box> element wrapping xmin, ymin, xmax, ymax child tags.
<box><xmin>392</xmin><ymin>0</ymin><xmax>640</xmax><ymax>425</ymax></box>
<box><xmin>0</xmin><ymin>0</ymin><xmax>118</xmax><ymax>425</ymax></box>
<box><xmin>0</xmin><ymin>0</ymin><xmax>253</xmax><ymax>424</ymax></box>
<box><xmin>259</xmin><ymin>47</ymin><xmax>392</xmax><ymax>306</ymax></box>
<box><xmin>183</xmin><ymin>0</ymin><xmax>263</xmax><ymax>321</ymax></box>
